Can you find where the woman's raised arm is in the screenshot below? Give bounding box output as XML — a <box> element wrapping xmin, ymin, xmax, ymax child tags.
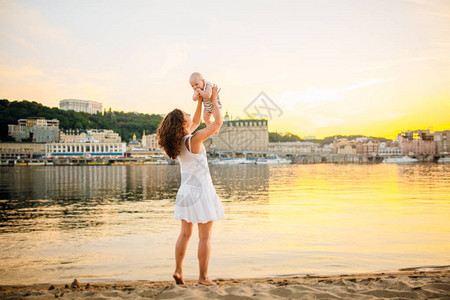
<box><xmin>189</xmin><ymin>98</ymin><xmax>203</xmax><ymax>133</ymax></box>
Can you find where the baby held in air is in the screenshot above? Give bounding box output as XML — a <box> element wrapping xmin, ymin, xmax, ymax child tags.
<box><xmin>189</xmin><ymin>72</ymin><xmax>222</xmax><ymax>134</ymax></box>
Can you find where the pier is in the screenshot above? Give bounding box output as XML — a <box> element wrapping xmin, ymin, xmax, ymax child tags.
<box><xmin>0</xmin><ymin>151</ymin><xmax>445</xmax><ymax>167</ymax></box>
<box><xmin>0</xmin><ymin>157</ymin><xmax>170</xmax><ymax>166</ymax></box>
<box><xmin>208</xmin><ymin>150</ymin><xmax>384</xmax><ymax>164</ymax></box>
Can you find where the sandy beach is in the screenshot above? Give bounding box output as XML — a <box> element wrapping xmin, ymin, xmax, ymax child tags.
<box><xmin>1</xmin><ymin>269</ymin><xmax>449</xmax><ymax>299</ymax></box>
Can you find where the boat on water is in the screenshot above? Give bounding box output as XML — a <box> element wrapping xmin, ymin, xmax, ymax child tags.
<box><xmin>211</xmin><ymin>156</ymin><xmax>291</xmax><ymax>165</ymax></box>
<box><xmin>143</xmin><ymin>155</ymin><xmax>169</xmax><ymax>165</ymax></box>
<box><xmin>28</xmin><ymin>161</ymin><xmax>46</xmax><ymax>166</ymax></box>
<box><xmin>383</xmin><ymin>156</ymin><xmax>418</xmax><ymax>163</ymax></box>
<box><xmin>256</xmin><ymin>156</ymin><xmax>291</xmax><ymax>164</ymax></box>
<box><xmin>143</xmin><ymin>159</ymin><xmax>168</xmax><ymax>165</ymax></box>
<box><xmin>242</xmin><ymin>158</ymin><xmax>257</xmax><ymax>164</ymax></box>
<box><xmin>87</xmin><ymin>161</ymin><xmax>108</xmax><ymax>165</ymax></box>
<box><xmin>437</xmin><ymin>157</ymin><xmax>450</xmax><ymax>163</ymax></box>
<box><xmin>211</xmin><ymin>158</ymin><xmax>246</xmax><ymax>165</ymax></box>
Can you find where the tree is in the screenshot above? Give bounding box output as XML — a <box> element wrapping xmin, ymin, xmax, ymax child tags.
<box><xmin>0</xmin><ymin>100</ymin><xmax>163</xmax><ymax>142</ymax></box>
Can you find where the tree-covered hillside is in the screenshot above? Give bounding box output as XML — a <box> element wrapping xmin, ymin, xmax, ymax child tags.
<box><xmin>0</xmin><ymin>99</ymin><xmax>163</xmax><ymax>142</ymax></box>
<box><xmin>269</xmin><ymin>132</ymin><xmax>303</xmax><ymax>142</ymax></box>
<box><xmin>268</xmin><ymin>132</ymin><xmax>392</xmax><ymax>145</ymax></box>
<box><xmin>309</xmin><ymin>135</ymin><xmax>392</xmax><ymax>145</ymax></box>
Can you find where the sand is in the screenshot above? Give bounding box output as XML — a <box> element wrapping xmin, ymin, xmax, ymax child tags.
<box><xmin>1</xmin><ymin>269</ymin><xmax>449</xmax><ymax>299</ymax></box>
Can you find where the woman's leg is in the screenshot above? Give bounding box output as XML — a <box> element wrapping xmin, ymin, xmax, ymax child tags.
<box><xmin>197</xmin><ymin>221</ymin><xmax>216</xmax><ymax>286</ymax></box>
<box><xmin>173</xmin><ymin>220</ymin><xmax>193</xmax><ymax>284</ymax></box>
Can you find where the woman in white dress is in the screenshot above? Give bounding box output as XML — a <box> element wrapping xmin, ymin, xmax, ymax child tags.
<box><xmin>156</xmin><ymin>85</ymin><xmax>225</xmax><ymax>286</ymax></box>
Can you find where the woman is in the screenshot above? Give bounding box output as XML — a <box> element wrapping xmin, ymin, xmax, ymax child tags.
<box><xmin>156</xmin><ymin>85</ymin><xmax>225</xmax><ymax>286</ymax></box>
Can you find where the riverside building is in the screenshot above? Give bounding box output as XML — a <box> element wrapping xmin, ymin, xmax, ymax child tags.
<box><xmin>333</xmin><ymin>139</ymin><xmax>357</xmax><ymax>154</ymax></box>
<box><xmin>397</xmin><ymin>130</ymin><xmax>435</xmax><ymax>156</ymax></box>
<box><xmin>268</xmin><ymin>141</ymin><xmax>322</xmax><ymax>153</ymax></box>
<box><xmin>142</xmin><ymin>131</ymin><xmax>163</xmax><ymax>153</ymax></box>
<box><xmin>0</xmin><ymin>143</ymin><xmax>46</xmax><ymax>160</ymax></box>
<box><xmin>434</xmin><ymin>130</ymin><xmax>450</xmax><ymax>155</ymax></box>
<box><xmin>8</xmin><ymin>117</ymin><xmax>59</xmax><ymax>142</ymax></box>
<box><xmin>46</xmin><ymin>142</ymin><xmax>126</xmax><ymax>158</ymax></box>
<box><xmin>60</xmin><ymin>129</ymin><xmax>121</xmax><ymax>143</ymax></box>
<box><xmin>210</xmin><ymin>113</ymin><xmax>268</xmax><ymax>151</ymax></box>
<box><xmin>355</xmin><ymin>137</ymin><xmax>380</xmax><ymax>156</ymax></box>
<box><xmin>378</xmin><ymin>146</ymin><xmax>402</xmax><ymax>157</ymax></box>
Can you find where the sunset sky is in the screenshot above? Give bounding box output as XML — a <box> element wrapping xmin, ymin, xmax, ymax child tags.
<box><xmin>1</xmin><ymin>0</ymin><xmax>449</xmax><ymax>139</ymax></box>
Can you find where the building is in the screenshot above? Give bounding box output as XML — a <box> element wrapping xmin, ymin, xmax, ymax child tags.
<box><xmin>127</xmin><ymin>133</ymin><xmax>141</xmax><ymax>149</ymax></box>
<box><xmin>355</xmin><ymin>137</ymin><xmax>380</xmax><ymax>156</ymax></box>
<box><xmin>434</xmin><ymin>130</ymin><xmax>450</xmax><ymax>155</ymax></box>
<box><xmin>378</xmin><ymin>146</ymin><xmax>402</xmax><ymax>157</ymax></box>
<box><xmin>8</xmin><ymin>117</ymin><xmax>59</xmax><ymax>142</ymax></box>
<box><xmin>397</xmin><ymin>129</ymin><xmax>435</xmax><ymax>156</ymax></box>
<box><xmin>0</xmin><ymin>143</ymin><xmax>46</xmax><ymax>160</ymax></box>
<box><xmin>268</xmin><ymin>141</ymin><xmax>322</xmax><ymax>153</ymax></box>
<box><xmin>46</xmin><ymin>142</ymin><xmax>126</xmax><ymax>158</ymax></box>
<box><xmin>333</xmin><ymin>138</ymin><xmax>357</xmax><ymax>154</ymax></box>
<box><xmin>210</xmin><ymin>114</ymin><xmax>268</xmax><ymax>151</ymax></box>
<box><xmin>17</xmin><ymin>118</ymin><xmax>59</xmax><ymax>127</ymax></box>
<box><xmin>142</xmin><ymin>131</ymin><xmax>163</xmax><ymax>152</ymax></box>
<box><xmin>322</xmin><ymin>143</ymin><xmax>334</xmax><ymax>153</ymax></box>
<box><xmin>336</xmin><ymin>143</ymin><xmax>357</xmax><ymax>154</ymax></box>
<box><xmin>59</xmin><ymin>99</ymin><xmax>103</xmax><ymax>114</ymax></box>
<box><xmin>60</xmin><ymin>129</ymin><xmax>121</xmax><ymax>143</ymax></box>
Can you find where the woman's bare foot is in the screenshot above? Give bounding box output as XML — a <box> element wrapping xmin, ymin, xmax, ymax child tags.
<box><xmin>198</xmin><ymin>278</ymin><xmax>217</xmax><ymax>286</ymax></box>
<box><xmin>173</xmin><ymin>272</ymin><xmax>185</xmax><ymax>285</ymax></box>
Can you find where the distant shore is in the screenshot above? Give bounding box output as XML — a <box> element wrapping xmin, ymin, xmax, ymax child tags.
<box><xmin>1</xmin><ymin>153</ymin><xmax>447</xmax><ymax>167</ymax></box>
<box><xmin>1</xmin><ymin>269</ymin><xmax>449</xmax><ymax>299</ymax></box>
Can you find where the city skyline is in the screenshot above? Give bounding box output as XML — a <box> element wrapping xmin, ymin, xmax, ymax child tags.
<box><xmin>3</xmin><ymin>100</ymin><xmax>448</xmax><ymax>143</ymax></box>
<box><xmin>1</xmin><ymin>0</ymin><xmax>449</xmax><ymax>139</ymax></box>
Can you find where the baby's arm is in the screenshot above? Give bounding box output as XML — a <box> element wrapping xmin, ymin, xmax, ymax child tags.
<box><xmin>196</xmin><ymin>83</ymin><xmax>212</xmax><ymax>99</ymax></box>
<box><xmin>193</xmin><ymin>90</ymin><xmax>201</xmax><ymax>101</ymax></box>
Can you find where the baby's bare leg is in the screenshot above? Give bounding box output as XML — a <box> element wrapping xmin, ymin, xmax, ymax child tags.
<box><xmin>203</xmin><ymin>110</ymin><xmax>212</xmax><ymax>126</ymax></box>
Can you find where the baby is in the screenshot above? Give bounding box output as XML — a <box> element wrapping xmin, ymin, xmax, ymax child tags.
<box><xmin>189</xmin><ymin>72</ymin><xmax>222</xmax><ymax>129</ymax></box>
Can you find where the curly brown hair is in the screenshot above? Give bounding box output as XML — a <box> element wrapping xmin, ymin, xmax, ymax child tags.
<box><xmin>156</xmin><ymin>109</ymin><xmax>187</xmax><ymax>160</ymax></box>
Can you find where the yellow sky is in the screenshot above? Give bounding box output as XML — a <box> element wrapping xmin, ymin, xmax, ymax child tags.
<box><xmin>0</xmin><ymin>0</ymin><xmax>449</xmax><ymax>139</ymax></box>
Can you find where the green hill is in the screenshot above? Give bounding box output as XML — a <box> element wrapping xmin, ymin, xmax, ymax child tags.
<box><xmin>268</xmin><ymin>132</ymin><xmax>392</xmax><ymax>144</ymax></box>
<box><xmin>0</xmin><ymin>99</ymin><xmax>162</xmax><ymax>142</ymax></box>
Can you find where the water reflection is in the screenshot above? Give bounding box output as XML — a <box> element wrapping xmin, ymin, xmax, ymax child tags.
<box><xmin>211</xmin><ymin>165</ymin><xmax>270</xmax><ymax>202</ymax></box>
<box><xmin>0</xmin><ymin>165</ymin><xmax>270</xmax><ymax>233</ymax></box>
<box><xmin>0</xmin><ymin>163</ymin><xmax>448</xmax><ymax>285</ymax></box>
<box><xmin>0</xmin><ymin>166</ymin><xmax>181</xmax><ymax>204</ymax></box>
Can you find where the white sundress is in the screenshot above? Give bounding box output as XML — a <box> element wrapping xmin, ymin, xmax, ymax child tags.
<box><xmin>174</xmin><ymin>134</ymin><xmax>225</xmax><ymax>223</ymax></box>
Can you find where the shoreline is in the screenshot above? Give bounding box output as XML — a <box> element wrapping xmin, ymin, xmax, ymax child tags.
<box><xmin>1</xmin><ymin>153</ymin><xmax>446</xmax><ymax>167</ymax></box>
<box><xmin>1</xmin><ymin>269</ymin><xmax>449</xmax><ymax>299</ymax></box>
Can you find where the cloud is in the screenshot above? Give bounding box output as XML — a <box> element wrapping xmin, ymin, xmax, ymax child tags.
<box><xmin>352</xmin><ymin>57</ymin><xmax>437</xmax><ymax>73</ymax></box>
<box><xmin>378</xmin><ymin>112</ymin><xmax>411</xmax><ymax>120</ymax></box>
<box><xmin>0</xmin><ymin>64</ymin><xmax>45</xmax><ymax>78</ymax></box>
<box><xmin>148</xmin><ymin>43</ymin><xmax>190</xmax><ymax>79</ymax></box>
<box><xmin>426</xmin><ymin>12</ymin><xmax>450</xmax><ymax>19</ymax></box>
<box><xmin>0</xmin><ymin>30</ymin><xmax>37</xmax><ymax>50</ymax></box>
<box><xmin>344</xmin><ymin>79</ymin><xmax>396</xmax><ymax>92</ymax></box>
<box><xmin>308</xmin><ymin>116</ymin><xmax>345</xmax><ymax>128</ymax></box>
<box><xmin>279</xmin><ymin>78</ymin><xmax>396</xmax><ymax>111</ymax></box>
<box><xmin>399</xmin><ymin>0</ymin><xmax>432</xmax><ymax>6</ymax></box>
<box><xmin>0</xmin><ymin>0</ymin><xmax>72</xmax><ymax>48</ymax></box>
